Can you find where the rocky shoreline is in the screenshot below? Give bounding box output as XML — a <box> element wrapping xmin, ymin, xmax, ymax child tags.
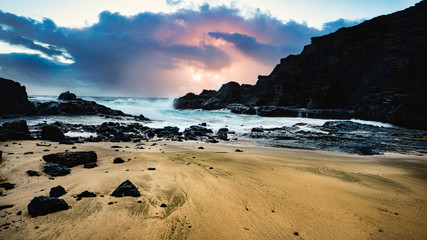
<box><xmin>0</xmin><ymin>77</ymin><xmax>148</xmax><ymax>120</ymax></box>
<box><xmin>174</xmin><ymin>2</ymin><xmax>427</xmax><ymax>129</ymax></box>
<box><xmin>1</xmin><ymin>116</ymin><xmax>427</xmax><ymax>156</ymax></box>
<box><xmin>1</xmin><ymin>78</ymin><xmax>426</xmax><ymax>156</ymax></box>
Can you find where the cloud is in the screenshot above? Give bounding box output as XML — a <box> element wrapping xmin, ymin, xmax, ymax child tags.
<box><xmin>0</xmin><ymin>6</ymin><xmax>359</xmax><ymax>96</ymax></box>
<box><xmin>166</xmin><ymin>0</ymin><xmax>184</xmax><ymax>6</ymax></box>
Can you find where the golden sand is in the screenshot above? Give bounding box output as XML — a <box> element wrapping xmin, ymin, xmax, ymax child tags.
<box><xmin>0</xmin><ymin>140</ymin><xmax>426</xmax><ymax>239</ymax></box>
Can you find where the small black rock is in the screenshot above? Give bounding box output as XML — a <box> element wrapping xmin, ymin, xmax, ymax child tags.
<box><xmin>49</xmin><ymin>186</ymin><xmax>67</xmax><ymax>198</ymax></box>
<box><xmin>160</xmin><ymin>203</ymin><xmax>167</xmax><ymax>208</ymax></box>
<box><xmin>43</xmin><ymin>164</ymin><xmax>71</xmax><ymax>177</ymax></box>
<box><xmin>0</xmin><ymin>205</ymin><xmax>13</xmax><ymax>210</ymax></box>
<box><xmin>26</xmin><ymin>170</ymin><xmax>40</xmax><ymax>177</ymax></box>
<box><xmin>113</xmin><ymin>157</ymin><xmax>125</xmax><ymax>164</ymax></box>
<box><xmin>235</xmin><ymin>149</ymin><xmax>243</xmax><ymax>152</ymax></box>
<box><xmin>198</xmin><ymin>147</ymin><xmax>204</xmax><ymax>149</ymax></box>
<box><xmin>76</xmin><ymin>190</ymin><xmax>96</xmax><ymax>199</ymax></box>
<box><xmin>84</xmin><ymin>162</ymin><xmax>98</xmax><ymax>168</ymax></box>
<box><xmin>111</xmin><ymin>180</ymin><xmax>141</xmax><ymax>197</ymax></box>
<box><xmin>0</xmin><ymin>183</ymin><xmax>15</xmax><ymax>190</ymax></box>
<box><xmin>147</xmin><ymin>167</ymin><xmax>156</xmax><ymax>171</ymax></box>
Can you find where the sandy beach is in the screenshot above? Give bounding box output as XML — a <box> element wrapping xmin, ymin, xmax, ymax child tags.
<box><xmin>0</xmin><ymin>140</ymin><xmax>426</xmax><ymax>239</ymax></box>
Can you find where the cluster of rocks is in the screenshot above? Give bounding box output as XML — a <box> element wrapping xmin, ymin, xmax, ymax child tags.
<box><xmin>0</xmin><ymin>77</ymin><xmax>148</xmax><ymax>120</ymax></box>
<box><xmin>4</xmin><ymin>148</ymin><xmax>143</xmax><ymax>217</ymax></box>
<box><xmin>27</xmin><ymin>179</ymin><xmax>141</xmax><ymax>217</ymax></box>
<box><xmin>2</xmin><ymin>116</ymin><xmax>426</xmax><ymax>155</ymax></box>
<box><xmin>174</xmin><ymin>2</ymin><xmax>427</xmax><ymax>130</ymax></box>
<box><xmin>41</xmin><ymin>151</ymin><xmax>97</xmax><ymax>176</ymax></box>
<box><xmin>245</xmin><ymin>121</ymin><xmax>427</xmax><ymax>155</ymax></box>
<box><xmin>25</xmin><ymin>120</ymin><xmax>229</xmax><ymax>145</ymax></box>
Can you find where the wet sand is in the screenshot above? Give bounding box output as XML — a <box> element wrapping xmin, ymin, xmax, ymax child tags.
<box><xmin>0</xmin><ymin>140</ymin><xmax>426</xmax><ymax>239</ymax></box>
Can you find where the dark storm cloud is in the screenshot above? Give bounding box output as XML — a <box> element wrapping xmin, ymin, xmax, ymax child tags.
<box><xmin>0</xmin><ymin>5</ymin><xmax>359</xmax><ymax>96</ymax></box>
<box><xmin>208</xmin><ymin>18</ymin><xmax>360</xmax><ymax>64</ymax></box>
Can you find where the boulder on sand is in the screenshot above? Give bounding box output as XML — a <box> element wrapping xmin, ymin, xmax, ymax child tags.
<box><xmin>2</xmin><ymin>120</ymin><xmax>30</xmax><ymax>133</ymax></box>
<box><xmin>111</xmin><ymin>180</ymin><xmax>141</xmax><ymax>197</ymax></box>
<box><xmin>43</xmin><ymin>164</ymin><xmax>71</xmax><ymax>177</ymax></box>
<box><xmin>43</xmin><ymin>151</ymin><xmax>97</xmax><ymax>168</ymax></box>
<box><xmin>0</xmin><ymin>120</ymin><xmax>33</xmax><ymax>141</ymax></box>
<box><xmin>28</xmin><ymin>196</ymin><xmax>69</xmax><ymax>217</ymax></box>
<box><xmin>49</xmin><ymin>186</ymin><xmax>67</xmax><ymax>197</ymax></box>
<box><xmin>41</xmin><ymin>125</ymin><xmax>65</xmax><ymax>141</ymax></box>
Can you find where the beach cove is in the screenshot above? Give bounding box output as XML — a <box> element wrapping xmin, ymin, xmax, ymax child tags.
<box><xmin>1</xmin><ymin>140</ymin><xmax>426</xmax><ymax>239</ymax></box>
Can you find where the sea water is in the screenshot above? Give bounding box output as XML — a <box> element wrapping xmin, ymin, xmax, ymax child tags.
<box><xmin>22</xmin><ymin>95</ymin><xmax>393</xmax><ymax>135</ymax></box>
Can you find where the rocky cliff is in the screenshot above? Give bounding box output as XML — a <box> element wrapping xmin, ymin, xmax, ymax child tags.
<box><xmin>174</xmin><ymin>1</ymin><xmax>427</xmax><ymax>129</ymax></box>
<box><xmin>0</xmin><ymin>77</ymin><xmax>34</xmax><ymax>115</ymax></box>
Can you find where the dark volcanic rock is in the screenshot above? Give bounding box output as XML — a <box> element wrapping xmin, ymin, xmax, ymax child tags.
<box><xmin>27</xmin><ymin>196</ymin><xmax>69</xmax><ymax>217</ymax></box>
<box><xmin>216</xmin><ymin>128</ymin><xmax>229</xmax><ymax>140</ymax></box>
<box><xmin>43</xmin><ymin>151</ymin><xmax>97</xmax><ymax>167</ymax></box>
<box><xmin>184</xmin><ymin>125</ymin><xmax>213</xmax><ymax>137</ymax></box>
<box><xmin>0</xmin><ymin>182</ymin><xmax>15</xmax><ymax>190</ymax></box>
<box><xmin>0</xmin><ymin>77</ymin><xmax>34</xmax><ymax>115</ymax></box>
<box><xmin>43</xmin><ymin>164</ymin><xmax>71</xmax><ymax>177</ymax></box>
<box><xmin>84</xmin><ymin>162</ymin><xmax>98</xmax><ymax>168</ymax></box>
<box><xmin>113</xmin><ymin>157</ymin><xmax>125</xmax><ymax>164</ymax></box>
<box><xmin>0</xmin><ymin>204</ymin><xmax>13</xmax><ymax>210</ymax></box>
<box><xmin>76</xmin><ymin>190</ymin><xmax>96</xmax><ymax>199</ymax></box>
<box><xmin>2</xmin><ymin>120</ymin><xmax>30</xmax><ymax>134</ymax></box>
<box><xmin>58</xmin><ymin>91</ymin><xmax>77</xmax><ymax>101</ymax></box>
<box><xmin>0</xmin><ymin>120</ymin><xmax>33</xmax><ymax>141</ymax></box>
<box><xmin>49</xmin><ymin>186</ymin><xmax>67</xmax><ymax>197</ymax></box>
<box><xmin>174</xmin><ymin>82</ymin><xmax>248</xmax><ymax>110</ymax></box>
<box><xmin>26</xmin><ymin>170</ymin><xmax>40</xmax><ymax>176</ymax></box>
<box><xmin>0</xmin><ymin>128</ymin><xmax>33</xmax><ymax>141</ymax></box>
<box><xmin>174</xmin><ymin>2</ymin><xmax>427</xmax><ymax>129</ymax></box>
<box><xmin>41</xmin><ymin>125</ymin><xmax>65</xmax><ymax>141</ymax></box>
<box><xmin>33</xmin><ymin>98</ymin><xmax>131</xmax><ymax>117</ymax></box>
<box><xmin>111</xmin><ymin>180</ymin><xmax>141</xmax><ymax>197</ymax></box>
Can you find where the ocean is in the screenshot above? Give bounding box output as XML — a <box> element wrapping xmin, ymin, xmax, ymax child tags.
<box><xmin>3</xmin><ymin>95</ymin><xmax>425</xmax><ymax>154</ymax></box>
<box><xmin>25</xmin><ymin>95</ymin><xmax>393</xmax><ymax>134</ymax></box>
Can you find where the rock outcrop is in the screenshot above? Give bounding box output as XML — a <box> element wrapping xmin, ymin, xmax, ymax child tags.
<box><xmin>58</xmin><ymin>91</ymin><xmax>78</xmax><ymax>101</ymax></box>
<box><xmin>0</xmin><ymin>80</ymin><xmax>148</xmax><ymax>120</ymax></box>
<box><xmin>0</xmin><ymin>120</ymin><xmax>33</xmax><ymax>141</ymax></box>
<box><xmin>174</xmin><ymin>2</ymin><xmax>427</xmax><ymax>129</ymax></box>
<box><xmin>0</xmin><ymin>77</ymin><xmax>34</xmax><ymax>115</ymax></box>
<box><xmin>33</xmin><ymin>96</ymin><xmax>130</xmax><ymax>117</ymax></box>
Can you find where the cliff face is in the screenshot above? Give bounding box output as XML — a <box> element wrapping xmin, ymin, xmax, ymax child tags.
<box><xmin>174</xmin><ymin>1</ymin><xmax>427</xmax><ymax>129</ymax></box>
<box><xmin>0</xmin><ymin>77</ymin><xmax>34</xmax><ymax>115</ymax></box>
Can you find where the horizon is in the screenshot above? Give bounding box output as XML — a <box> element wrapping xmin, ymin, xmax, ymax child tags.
<box><xmin>0</xmin><ymin>0</ymin><xmax>421</xmax><ymax>97</ymax></box>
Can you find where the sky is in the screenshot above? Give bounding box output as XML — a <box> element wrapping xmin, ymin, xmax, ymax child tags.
<box><xmin>0</xmin><ymin>0</ymin><xmax>421</xmax><ymax>97</ymax></box>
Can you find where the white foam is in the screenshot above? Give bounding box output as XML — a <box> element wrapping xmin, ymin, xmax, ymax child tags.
<box><xmin>21</xmin><ymin>96</ymin><xmax>396</xmax><ymax>134</ymax></box>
